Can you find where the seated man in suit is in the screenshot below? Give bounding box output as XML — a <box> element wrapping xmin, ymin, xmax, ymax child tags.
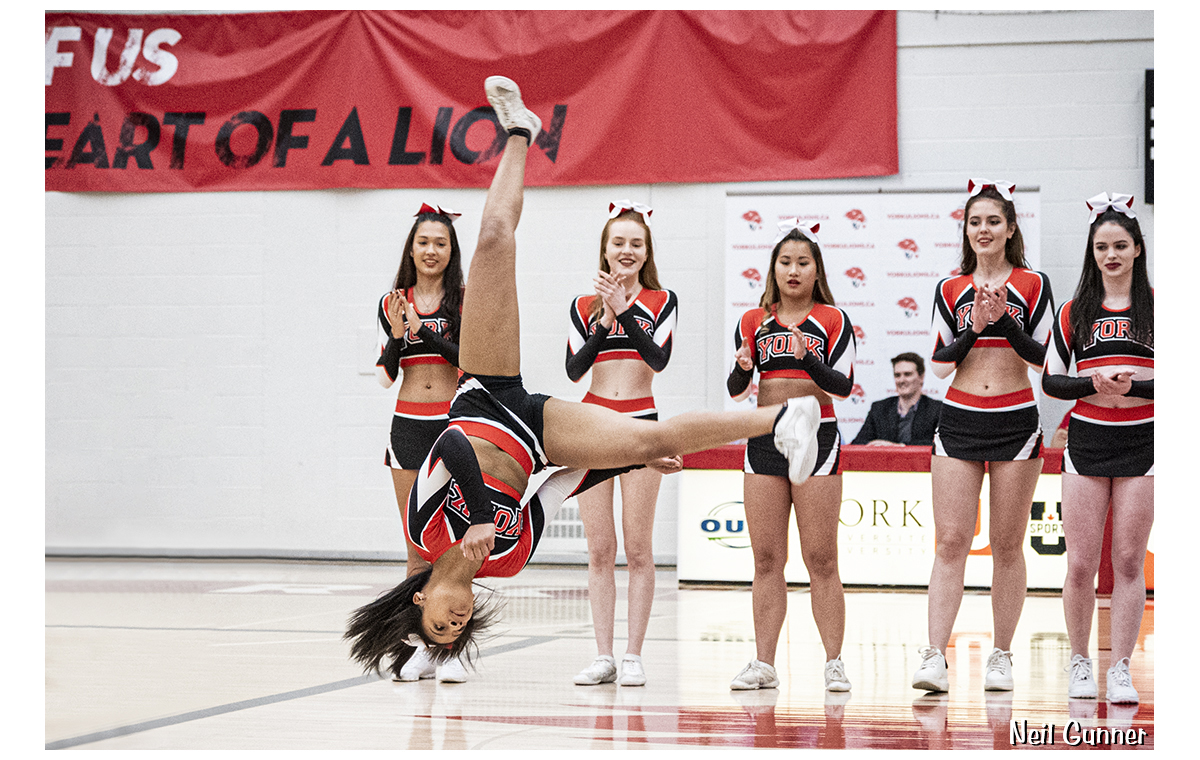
<box><xmin>851</xmin><ymin>352</ymin><xmax>942</xmax><ymax>447</ymax></box>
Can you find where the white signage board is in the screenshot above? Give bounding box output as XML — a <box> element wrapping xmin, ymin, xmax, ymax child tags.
<box><xmin>724</xmin><ymin>191</ymin><xmax>1041</xmax><ymax>443</ymax></box>
<box><xmin>678</xmin><ymin>469</ymin><xmax>1072</xmax><ymax>589</ymax></box>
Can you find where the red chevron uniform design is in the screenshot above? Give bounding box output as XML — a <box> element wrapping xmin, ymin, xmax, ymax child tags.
<box><xmin>733</xmin><ymin>303</ymin><xmax>856</xmax><ymax>393</ymax></box>
<box><xmin>931</xmin><ymin>268</ymin><xmax>1054</xmax><ymax>376</ymax></box>
<box><xmin>1044</xmin><ymin>299</ymin><xmax>1153</xmax><ymax>476</ymax></box>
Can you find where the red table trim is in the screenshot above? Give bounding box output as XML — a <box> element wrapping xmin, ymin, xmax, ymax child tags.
<box><xmin>682</xmin><ymin>444</ymin><xmax>1065</xmax><ymax>474</ymax></box>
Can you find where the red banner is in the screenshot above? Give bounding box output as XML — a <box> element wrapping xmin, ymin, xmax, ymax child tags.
<box><xmin>45</xmin><ymin>10</ymin><xmax>897</xmax><ymax>192</ymax></box>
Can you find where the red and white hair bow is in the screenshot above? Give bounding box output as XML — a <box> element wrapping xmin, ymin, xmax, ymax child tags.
<box><xmin>1085</xmin><ymin>192</ymin><xmax>1136</xmax><ymax>224</ymax></box>
<box><xmin>774</xmin><ymin>218</ymin><xmax>821</xmax><ymax>246</ymax></box>
<box><xmin>609</xmin><ymin>199</ymin><xmax>653</xmax><ymax>228</ymax></box>
<box><xmin>967</xmin><ymin>178</ymin><xmax>1015</xmax><ymax>202</ymax></box>
<box><xmin>416</xmin><ymin>202</ymin><xmax>462</xmax><ymax>221</ymax></box>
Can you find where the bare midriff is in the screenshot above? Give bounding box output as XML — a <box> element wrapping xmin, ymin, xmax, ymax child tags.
<box><xmin>951</xmin><ymin>346</ymin><xmax>1034</xmax><ymax>396</ymax></box>
<box><xmin>757</xmin><ymin>376</ymin><xmax>831</xmax><ymax>409</ymax></box>
<box><xmin>469</xmin><ymin>437</ymin><xmax>530</xmax><ymax>497</ymax></box>
<box><xmin>396</xmin><ymin>363</ymin><xmax>459</xmax><ymax>403</ymax></box>
<box><xmin>586</xmin><ymin>358</ymin><xmax>655</xmax><ymax>401</ymax></box>
<box><xmin>1078</xmin><ymin>363</ymin><xmax>1154</xmax><ymax>410</ymax></box>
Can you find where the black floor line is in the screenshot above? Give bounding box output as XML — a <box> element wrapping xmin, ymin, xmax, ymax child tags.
<box><xmin>45</xmin><ymin>636</ymin><xmax>558</xmax><ymax>750</ymax></box>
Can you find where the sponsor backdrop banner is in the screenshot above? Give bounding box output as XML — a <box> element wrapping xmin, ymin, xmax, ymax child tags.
<box><xmin>678</xmin><ymin>469</ymin><xmax>1153</xmax><ymax>590</ymax></box>
<box><xmin>724</xmin><ymin>191</ymin><xmax>1042</xmax><ymax>442</ymax></box>
<box><xmin>45</xmin><ymin>10</ymin><xmax>897</xmax><ymax>193</ymax></box>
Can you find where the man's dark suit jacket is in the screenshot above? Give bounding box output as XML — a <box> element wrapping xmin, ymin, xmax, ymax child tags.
<box><xmin>850</xmin><ymin>395</ymin><xmax>943</xmax><ymax>446</ymax></box>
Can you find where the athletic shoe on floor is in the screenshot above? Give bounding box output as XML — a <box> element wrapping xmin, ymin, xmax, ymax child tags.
<box><xmin>824</xmin><ymin>657</ymin><xmax>852</xmax><ymax>692</ymax></box>
<box><xmin>730</xmin><ymin>659</ymin><xmax>779</xmax><ymax>690</ymax></box>
<box><xmin>437</xmin><ymin>656</ymin><xmax>469</xmax><ymax>683</ymax></box>
<box><xmin>1106</xmin><ymin>658</ymin><xmax>1139</xmax><ymax>704</ymax></box>
<box><xmin>984</xmin><ymin>648</ymin><xmax>1014</xmax><ymax>691</ymax></box>
<box><xmin>574</xmin><ymin>655</ymin><xmax>617</xmax><ymax>685</ymax></box>
<box><xmin>618</xmin><ymin>655</ymin><xmax>646</xmax><ymax>687</ymax></box>
<box><xmin>912</xmin><ymin>645</ymin><xmax>949</xmax><ymax>692</ymax></box>
<box><xmin>773</xmin><ymin>396</ymin><xmax>821</xmax><ymax>485</ymax></box>
<box><xmin>1066</xmin><ymin>654</ymin><xmax>1098</xmax><ymax>699</ymax></box>
<box><xmin>484</xmin><ymin>76</ymin><xmax>542</xmax><ymax>142</ymax></box>
<box><xmin>397</xmin><ymin>646</ymin><xmax>437</xmax><ymax>682</ymax></box>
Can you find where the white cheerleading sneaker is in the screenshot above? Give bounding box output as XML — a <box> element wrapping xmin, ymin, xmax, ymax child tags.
<box><xmin>618</xmin><ymin>655</ymin><xmax>647</xmax><ymax>687</ymax></box>
<box><xmin>912</xmin><ymin>645</ymin><xmax>949</xmax><ymax>692</ymax></box>
<box><xmin>730</xmin><ymin>659</ymin><xmax>780</xmax><ymax>691</ymax></box>
<box><xmin>396</xmin><ymin>646</ymin><xmax>437</xmax><ymax>682</ymax></box>
<box><xmin>1066</xmin><ymin>654</ymin><xmax>1098</xmax><ymax>699</ymax></box>
<box><xmin>1106</xmin><ymin>658</ymin><xmax>1139</xmax><ymax>704</ymax></box>
<box><xmin>824</xmin><ymin>657</ymin><xmax>852</xmax><ymax>692</ymax></box>
<box><xmin>984</xmin><ymin>648</ymin><xmax>1014</xmax><ymax>691</ymax></box>
<box><xmin>574</xmin><ymin>655</ymin><xmax>617</xmax><ymax>685</ymax></box>
<box><xmin>772</xmin><ymin>396</ymin><xmax>821</xmax><ymax>485</ymax></box>
<box><xmin>437</xmin><ymin>656</ymin><xmax>469</xmax><ymax>683</ymax></box>
<box><xmin>484</xmin><ymin>76</ymin><xmax>542</xmax><ymax>142</ymax></box>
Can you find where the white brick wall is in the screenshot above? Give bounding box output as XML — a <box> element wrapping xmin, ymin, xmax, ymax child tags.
<box><xmin>45</xmin><ymin>10</ymin><xmax>1154</xmax><ymax>560</ymax></box>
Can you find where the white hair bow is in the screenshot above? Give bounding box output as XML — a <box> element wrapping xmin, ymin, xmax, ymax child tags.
<box><xmin>1085</xmin><ymin>192</ymin><xmax>1136</xmax><ymax>224</ymax></box>
<box><xmin>609</xmin><ymin>199</ymin><xmax>653</xmax><ymax>227</ymax></box>
<box><xmin>774</xmin><ymin>218</ymin><xmax>821</xmax><ymax>246</ymax></box>
<box><xmin>967</xmin><ymin>178</ymin><xmax>1015</xmax><ymax>201</ymax></box>
<box><xmin>417</xmin><ymin>202</ymin><xmax>462</xmax><ymax>220</ymax></box>
<box><xmin>401</xmin><ymin>633</ymin><xmax>425</xmax><ymax>647</ymax></box>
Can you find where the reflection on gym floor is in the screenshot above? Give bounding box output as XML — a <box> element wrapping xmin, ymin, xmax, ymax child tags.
<box><xmin>45</xmin><ymin>559</ymin><xmax>1154</xmax><ymax>750</ymax></box>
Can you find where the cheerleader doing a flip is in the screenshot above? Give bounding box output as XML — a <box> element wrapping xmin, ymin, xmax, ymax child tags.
<box><xmin>346</xmin><ymin>76</ymin><xmax>822</xmax><ymax>680</ymax></box>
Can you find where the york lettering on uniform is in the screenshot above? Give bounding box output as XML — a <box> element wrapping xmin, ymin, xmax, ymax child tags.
<box><xmin>402</xmin><ymin>317</ymin><xmax>451</xmax><ymax>349</ymax></box>
<box><xmin>492</xmin><ymin>501</ymin><xmax>522</xmax><ymax>538</ymax></box>
<box><xmin>955</xmin><ymin>303</ymin><xmax>974</xmax><ymax>332</ymax></box>
<box><xmin>598</xmin><ymin>315</ymin><xmax>654</xmax><ymax>338</ymax></box>
<box><xmin>1003</xmin><ymin>303</ymin><xmax>1024</xmax><ymax>327</ymax></box>
<box><xmin>757</xmin><ymin>333</ymin><xmax>793</xmax><ymax>361</ymax></box>
<box><xmin>757</xmin><ymin>332</ymin><xmax>824</xmax><ymax>361</ymax></box>
<box><xmin>1083</xmin><ymin>317</ymin><xmax>1132</xmax><ymax>351</ymax></box>
<box><xmin>955</xmin><ymin>301</ymin><xmax>1023</xmax><ymax>331</ymax></box>
<box><xmin>446</xmin><ymin>482</ymin><xmax>469</xmax><ymax>521</ymax></box>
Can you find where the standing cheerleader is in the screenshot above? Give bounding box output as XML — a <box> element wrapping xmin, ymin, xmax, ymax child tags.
<box><xmin>726</xmin><ymin>220</ymin><xmax>857</xmax><ymax>692</ymax></box>
<box><xmin>1043</xmin><ymin>193</ymin><xmax>1153</xmax><ymax>703</ymax></box>
<box><xmin>567</xmin><ymin>201</ymin><xmax>680</xmax><ymax>688</ymax></box>
<box><xmin>913</xmin><ymin>180</ymin><xmax>1054</xmax><ymax>693</ymax></box>
<box><xmin>376</xmin><ymin>203</ymin><xmax>467</xmax><ymax>683</ymax></box>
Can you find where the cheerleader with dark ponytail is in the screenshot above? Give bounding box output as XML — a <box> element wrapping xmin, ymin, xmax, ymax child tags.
<box><xmin>374</xmin><ymin>204</ymin><xmax>469</xmax><ymax>683</ymax></box>
<box><xmin>1043</xmin><ymin>193</ymin><xmax>1153</xmax><ymax>704</ymax></box>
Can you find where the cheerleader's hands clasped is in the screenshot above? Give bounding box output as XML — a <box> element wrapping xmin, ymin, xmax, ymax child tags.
<box><xmin>592</xmin><ymin>270</ymin><xmax>633</xmax><ymax>329</ymax></box>
<box><xmin>1091</xmin><ymin>370</ymin><xmax>1134</xmax><ymax>397</ymax></box>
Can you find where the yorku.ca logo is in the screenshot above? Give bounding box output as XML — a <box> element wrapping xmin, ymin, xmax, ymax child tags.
<box><xmin>853</xmin><ymin>325</ymin><xmax>866</xmax><ymax>345</ymax></box>
<box><xmin>845</xmin><ymin>209</ymin><xmax>867</xmax><ymax>229</ymax></box>
<box><xmin>741</xmin><ymin>267</ymin><xmax>762</xmax><ymax>289</ymax></box>
<box><xmin>742</xmin><ymin>210</ymin><xmax>762</xmax><ymax>232</ymax></box>
<box><xmin>699</xmin><ymin>502</ymin><xmax>749</xmax><ymax>549</ymax></box>
<box><xmin>849</xmin><ymin>384</ymin><xmax>866</xmax><ymax>404</ymax></box>
<box><xmin>897</xmin><ymin>238</ymin><xmax>919</xmax><ymax>259</ymax></box>
<box><xmin>844</xmin><ymin>267</ymin><xmax>866</xmax><ymax>287</ymax></box>
<box><xmin>897</xmin><ymin>296</ymin><xmax>920</xmax><ymax>318</ymax></box>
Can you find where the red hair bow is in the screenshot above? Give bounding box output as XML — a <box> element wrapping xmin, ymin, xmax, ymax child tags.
<box><xmin>773</xmin><ymin>218</ymin><xmax>821</xmax><ymax>246</ymax></box>
<box><xmin>1085</xmin><ymin>192</ymin><xmax>1136</xmax><ymax>224</ymax></box>
<box><xmin>608</xmin><ymin>199</ymin><xmax>653</xmax><ymax>228</ymax></box>
<box><xmin>416</xmin><ymin>203</ymin><xmax>462</xmax><ymax>220</ymax></box>
<box><xmin>967</xmin><ymin>178</ymin><xmax>1015</xmax><ymax>201</ymax></box>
